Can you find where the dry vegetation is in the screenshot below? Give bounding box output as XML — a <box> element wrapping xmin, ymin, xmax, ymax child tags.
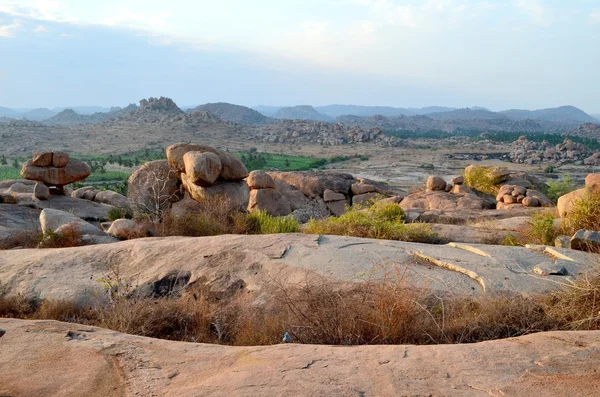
<box><xmin>3</xmin><ymin>266</ymin><xmax>599</xmax><ymax>346</ymax></box>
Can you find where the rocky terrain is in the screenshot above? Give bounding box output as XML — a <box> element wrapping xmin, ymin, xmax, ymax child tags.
<box><xmin>191</xmin><ymin>102</ymin><xmax>272</xmax><ymax>125</ymax></box>
<box><xmin>510</xmin><ymin>136</ymin><xmax>600</xmax><ymax>166</ymax></box>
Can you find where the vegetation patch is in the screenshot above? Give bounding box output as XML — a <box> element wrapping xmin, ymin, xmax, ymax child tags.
<box><xmin>547</xmin><ymin>174</ymin><xmax>578</xmax><ymax>203</ymax></box>
<box><xmin>463</xmin><ymin>166</ymin><xmax>504</xmax><ymax>196</ymax></box>
<box><xmin>562</xmin><ymin>189</ymin><xmax>600</xmax><ymax>235</ymax></box>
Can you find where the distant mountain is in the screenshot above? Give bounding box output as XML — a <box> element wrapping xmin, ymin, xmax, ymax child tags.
<box><xmin>192</xmin><ymin>102</ymin><xmax>271</xmax><ymax>125</ymax></box>
<box><xmin>0</xmin><ymin>106</ymin><xmax>18</xmax><ymax>118</ymax></box>
<box><xmin>427</xmin><ymin>108</ymin><xmax>506</xmax><ymax>121</ymax></box>
<box><xmin>274</xmin><ymin>105</ymin><xmax>333</xmax><ymax>122</ymax></box>
<box><xmin>565</xmin><ymin>123</ymin><xmax>600</xmax><ymax>140</ymax></box>
<box><xmin>591</xmin><ymin>114</ymin><xmax>600</xmax><ymax>122</ymax></box>
<box><xmin>51</xmin><ymin>106</ymin><xmax>112</xmax><ymax>115</ymax></box>
<box><xmin>408</xmin><ymin>106</ymin><xmax>457</xmax><ymax>115</ymax></box>
<box><xmin>21</xmin><ymin>108</ymin><xmax>56</xmax><ymax>121</ymax></box>
<box><xmin>315</xmin><ymin>105</ymin><xmax>413</xmax><ymax>118</ymax></box>
<box><xmin>500</xmin><ymin>106</ymin><xmax>596</xmax><ymax>124</ymax></box>
<box><xmin>253</xmin><ymin>105</ymin><xmax>282</xmax><ymax>117</ymax></box>
<box><xmin>47</xmin><ymin>109</ymin><xmax>92</xmax><ymax>124</ymax></box>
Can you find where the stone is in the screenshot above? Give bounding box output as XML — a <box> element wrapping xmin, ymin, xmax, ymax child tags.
<box><xmin>94</xmin><ymin>190</ymin><xmax>129</xmax><ymax>208</ymax></box>
<box><xmin>107</xmin><ymin>219</ymin><xmax>145</xmax><ymax>240</ymax></box>
<box><xmin>52</xmin><ymin>152</ymin><xmax>70</xmax><ymax>168</ymax></box>
<box><xmin>444</xmin><ymin>184</ymin><xmax>453</xmax><ymax>192</ymax></box>
<box><xmin>585</xmin><ymin>173</ymin><xmax>600</xmax><ymax>192</ymax></box>
<box><xmin>166</xmin><ymin>143</ymin><xmax>248</xmax><ymax>180</ymax></box>
<box><xmin>451</xmin><ymin>185</ymin><xmax>473</xmax><ymax>195</ymax></box>
<box><xmin>426</xmin><ymin>176</ymin><xmax>446</xmax><ymax>191</ymax></box>
<box><xmin>557</xmin><ymin>188</ymin><xmax>587</xmax><ymax>218</ymax></box>
<box><xmin>32</xmin><ymin>152</ymin><xmax>53</xmax><ymax>167</ymax></box>
<box><xmin>517</xmin><ymin>195</ymin><xmax>525</xmax><ymax>203</ymax></box>
<box><xmin>352</xmin><ymin>192</ymin><xmax>379</xmax><ymax>206</ymax></box>
<box><xmin>533</xmin><ymin>263</ymin><xmax>569</xmax><ymax>276</ymax></box>
<box><xmin>351</xmin><ymin>182</ymin><xmax>377</xmax><ymax>195</ymax></box>
<box><xmin>72</xmin><ymin>186</ymin><xmax>94</xmax><ymax>199</ymax></box>
<box><xmin>571</xmin><ymin>229</ymin><xmax>600</xmax><ymax>252</ymax></box>
<box><xmin>401</xmin><ymin>191</ymin><xmax>487</xmax><ymax>212</ymax></box>
<box><xmin>247</xmin><ymin>170</ymin><xmax>276</xmax><ymax>190</ymax></box>
<box><xmin>33</xmin><ymin>183</ymin><xmax>50</xmax><ymax>200</ymax></box>
<box><xmin>326</xmin><ymin>200</ymin><xmax>347</xmax><ymax>216</ymax></box>
<box><xmin>525</xmin><ymin>190</ymin><xmax>552</xmax><ymax>207</ymax></box>
<box><xmin>181</xmin><ymin>173</ymin><xmax>249</xmax><ymax>210</ymax></box>
<box><xmin>8</xmin><ymin>182</ymin><xmax>32</xmax><ymax>194</ymax></box>
<box><xmin>82</xmin><ymin>190</ymin><xmax>97</xmax><ymax>201</ymax></box>
<box><xmin>503</xmin><ymin>195</ymin><xmax>516</xmax><ymax>204</ymax></box>
<box><xmin>128</xmin><ymin>160</ymin><xmax>182</xmax><ymax>217</ymax></box>
<box><xmin>323</xmin><ymin>189</ymin><xmax>346</xmax><ymax>202</ymax></box>
<box><xmin>269</xmin><ymin>171</ymin><xmax>355</xmax><ymax>199</ymax></box>
<box><xmin>248</xmin><ymin>188</ymin><xmax>292</xmax><ymax>216</ymax></box>
<box><xmin>451</xmin><ymin>176</ymin><xmax>464</xmax><ymax>185</ymax></box>
<box><xmin>183</xmin><ymin>151</ymin><xmax>222</xmax><ymax>186</ymax></box>
<box><xmin>40</xmin><ymin>208</ymin><xmax>106</xmax><ymax>237</ymax></box>
<box><xmin>522</xmin><ymin>196</ymin><xmax>539</xmax><ymax>207</ymax></box>
<box><xmin>20</xmin><ymin>158</ymin><xmax>91</xmax><ymax>186</ymax></box>
<box><xmin>555</xmin><ymin>235</ymin><xmax>571</xmax><ymax>249</ymax></box>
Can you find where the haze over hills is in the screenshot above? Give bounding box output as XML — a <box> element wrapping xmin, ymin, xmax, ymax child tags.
<box><xmin>274</xmin><ymin>105</ymin><xmax>334</xmax><ymax>122</ymax></box>
<box><xmin>191</xmin><ymin>103</ymin><xmax>271</xmax><ymax>125</ymax></box>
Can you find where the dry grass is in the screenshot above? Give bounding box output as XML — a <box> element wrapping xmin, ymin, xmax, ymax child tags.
<box><xmin>4</xmin><ymin>265</ymin><xmax>599</xmax><ymax>346</ymax></box>
<box><xmin>38</xmin><ymin>223</ymin><xmax>85</xmax><ymax>249</ymax></box>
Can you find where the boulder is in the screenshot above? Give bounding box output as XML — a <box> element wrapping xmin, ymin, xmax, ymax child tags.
<box><xmin>72</xmin><ymin>186</ymin><xmax>94</xmax><ymax>199</ymax></box>
<box><xmin>525</xmin><ymin>190</ymin><xmax>552</xmax><ymax>207</ymax></box>
<box><xmin>40</xmin><ymin>208</ymin><xmax>106</xmax><ymax>237</ymax></box>
<box><xmin>268</xmin><ymin>171</ymin><xmax>355</xmax><ymax>198</ymax></box>
<box><xmin>351</xmin><ymin>182</ymin><xmax>377</xmax><ymax>195</ymax></box>
<box><xmin>82</xmin><ymin>190</ymin><xmax>97</xmax><ymax>201</ymax></box>
<box><xmin>571</xmin><ymin>229</ymin><xmax>600</xmax><ymax>252</ymax></box>
<box><xmin>326</xmin><ymin>200</ymin><xmax>347</xmax><ymax>217</ymax></box>
<box><xmin>352</xmin><ymin>192</ymin><xmax>379</xmax><ymax>206</ymax></box>
<box><xmin>32</xmin><ymin>152</ymin><xmax>53</xmax><ymax>167</ymax></box>
<box><xmin>323</xmin><ymin>189</ymin><xmax>346</xmax><ymax>202</ymax></box>
<box><xmin>181</xmin><ymin>173</ymin><xmax>249</xmax><ymax>209</ymax></box>
<box><xmin>128</xmin><ymin>160</ymin><xmax>181</xmax><ymax>217</ymax></box>
<box><xmin>503</xmin><ymin>195</ymin><xmax>517</xmax><ymax>204</ymax></box>
<box><xmin>107</xmin><ymin>219</ymin><xmax>144</xmax><ymax>240</ymax></box>
<box><xmin>20</xmin><ymin>158</ymin><xmax>91</xmax><ymax>186</ymax></box>
<box><xmin>585</xmin><ymin>174</ymin><xmax>600</xmax><ymax>192</ymax></box>
<box><xmin>169</xmin><ymin>193</ymin><xmax>205</xmax><ymax>218</ymax></box>
<box><xmin>444</xmin><ymin>184</ymin><xmax>453</xmax><ymax>192</ymax></box>
<box><xmin>246</xmin><ymin>171</ymin><xmax>276</xmax><ymax>190</ymax></box>
<box><xmin>555</xmin><ymin>235</ymin><xmax>571</xmax><ymax>249</ymax></box>
<box><xmin>426</xmin><ymin>176</ymin><xmax>446</xmax><ymax>192</ymax></box>
<box><xmin>452</xmin><ymin>185</ymin><xmax>473</xmax><ymax>195</ymax></box>
<box><xmin>166</xmin><ymin>143</ymin><xmax>248</xmax><ymax>180</ymax></box>
<box><xmin>557</xmin><ymin>188</ymin><xmax>587</xmax><ymax>218</ymax></box>
<box><xmin>52</xmin><ymin>152</ymin><xmax>70</xmax><ymax>168</ymax></box>
<box><xmin>33</xmin><ymin>183</ymin><xmax>50</xmax><ymax>200</ymax></box>
<box><xmin>183</xmin><ymin>151</ymin><xmax>222</xmax><ymax>186</ymax></box>
<box><xmin>8</xmin><ymin>182</ymin><xmax>32</xmax><ymax>194</ymax></box>
<box><xmin>248</xmin><ymin>189</ymin><xmax>292</xmax><ymax>216</ymax></box>
<box><xmin>522</xmin><ymin>196</ymin><xmax>539</xmax><ymax>207</ymax></box>
<box><xmin>94</xmin><ymin>190</ymin><xmax>129</xmax><ymax>208</ymax></box>
<box><xmin>401</xmin><ymin>191</ymin><xmax>488</xmax><ymax>212</ymax></box>
<box><xmin>451</xmin><ymin>176</ymin><xmax>464</xmax><ymax>185</ymax></box>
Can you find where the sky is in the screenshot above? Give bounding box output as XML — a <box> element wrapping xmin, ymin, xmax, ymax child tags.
<box><xmin>0</xmin><ymin>0</ymin><xmax>599</xmax><ymax>113</ymax></box>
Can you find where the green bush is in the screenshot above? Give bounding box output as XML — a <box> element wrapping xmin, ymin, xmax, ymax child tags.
<box><xmin>527</xmin><ymin>211</ymin><xmax>557</xmax><ymax>246</ymax></box>
<box><xmin>107</xmin><ymin>206</ymin><xmax>134</xmax><ymax>221</ymax></box>
<box><xmin>303</xmin><ymin>202</ymin><xmax>436</xmax><ymax>243</ymax></box>
<box><xmin>463</xmin><ymin>166</ymin><xmax>504</xmax><ymax>196</ymax></box>
<box><xmin>546</xmin><ymin>174</ymin><xmax>578</xmax><ymax>203</ymax></box>
<box><xmin>562</xmin><ymin>190</ymin><xmax>600</xmax><ymax>234</ymax></box>
<box><xmin>243</xmin><ymin>210</ymin><xmax>300</xmax><ymax>234</ymax></box>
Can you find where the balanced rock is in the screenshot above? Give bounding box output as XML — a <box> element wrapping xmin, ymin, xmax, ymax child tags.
<box><xmin>32</xmin><ymin>152</ymin><xmax>53</xmax><ymax>167</ymax></box>
<box><xmin>426</xmin><ymin>176</ymin><xmax>447</xmax><ymax>192</ymax></box>
<box><xmin>166</xmin><ymin>143</ymin><xmax>248</xmax><ymax>181</ymax></box>
<box><xmin>183</xmin><ymin>151</ymin><xmax>222</xmax><ymax>186</ymax></box>
<box><xmin>21</xmin><ymin>158</ymin><xmax>91</xmax><ymax>186</ymax></box>
<box><xmin>247</xmin><ymin>170</ymin><xmax>276</xmax><ymax>190</ymax></box>
<box><xmin>33</xmin><ymin>183</ymin><xmax>50</xmax><ymax>200</ymax></box>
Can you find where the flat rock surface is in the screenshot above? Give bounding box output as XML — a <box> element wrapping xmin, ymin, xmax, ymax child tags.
<box><xmin>0</xmin><ymin>204</ymin><xmax>41</xmax><ymax>242</ymax></box>
<box><xmin>1</xmin><ymin>318</ymin><xmax>600</xmax><ymax>397</ymax></box>
<box><xmin>1</xmin><ymin>234</ymin><xmax>597</xmax><ymax>302</ymax></box>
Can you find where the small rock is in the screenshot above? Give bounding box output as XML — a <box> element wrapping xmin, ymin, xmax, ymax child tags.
<box><xmin>522</xmin><ymin>197</ymin><xmax>539</xmax><ymax>207</ymax></box>
<box><xmin>503</xmin><ymin>195</ymin><xmax>516</xmax><ymax>204</ymax></box>
<box><xmin>451</xmin><ymin>176</ymin><xmax>464</xmax><ymax>185</ymax></box>
<box><xmin>82</xmin><ymin>190</ymin><xmax>97</xmax><ymax>201</ymax></box>
<box><xmin>571</xmin><ymin>229</ymin><xmax>600</xmax><ymax>252</ymax></box>
<box><xmin>555</xmin><ymin>235</ymin><xmax>571</xmax><ymax>249</ymax></box>
<box><xmin>445</xmin><ymin>184</ymin><xmax>453</xmax><ymax>193</ymax></box>
<box><xmin>323</xmin><ymin>189</ymin><xmax>346</xmax><ymax>202</ymax></box>
<box><xmin>33</xmin><ymin>183</ymin><xmax>50</xmax><ymax>200</ymax></box>
<box><xmin>426</xmin><ymin>176</ymin><xmax>447</xmax><ymax>192</ymax></box>
<box><xmin>533</xmin><ymin>263</ymin><xmax>569</xmax><ymax>276</ymax></box>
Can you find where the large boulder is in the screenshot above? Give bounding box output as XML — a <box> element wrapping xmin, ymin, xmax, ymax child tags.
<box><xmin>247</xmin><ymin>171</ymin><xmax>276</xmax><ymax>190</ymax></box>
<box><xmin>181</xmin><ymin>173</ymin><xmax>249</xmax><ymax>209</ymax></box>
<box><xmin>21</xmin><ymin>158</ymin><xmax>91</xmax><ymax>186</ymax></box>
<box><xmin>94</xmin><ymin>190</ymin><xmax>129</xmax><ymax>208</ymax></box>
<box><xmin>557</xmin><ymin>188</ymin><xmax>587</xmax><ymax>218</ymax></box>
<box><xmin>40</xmin><ymin>208</ymin><xmax>106</xmax><ymax>237</ymax></box>
<box><xmin>426</xmin><ymin>176</ymin><xmax>447</xmax><ymax>192</ymax></box>
<box><xmin>166</xmin><ymin>143</ymin><xmax>248</xmax><ymax>181</ymax></box>
<box><xmin>127</xmin><ymin>160</ymin><xmax>181</xmax><ymax>217</ymax></box>
<box><xmin>585</xmin><ymin>174</ymin><xmax>600</xmax><ymax>192</ymax></box>
<box><xmin>33</xmin><ymin>183</ymin><xmax>50</xmax><ymax>200</ymax></box>
<box><xmin>401</xmin><ymin>191</ymin><xmax>488</xmax><ymax>211</ymax></box>
<box><xmin>183</xmin><ymin>151</ymin><xmax>222</xmax><ymax>186</ymax></box>
<box><xmin>107</xmin><ymin>219</ymin><xmax>147</xmax><ymax>240</ymax></box>
<box><xmin>268</xmin><ymin>171</ymin><xmax>355</xmax><ymax>198</ymax></box>
<box><xmin>248</xmin><ymin>189</ymin><xmax>292</xmax><ymax>216</ymax></box>
<box><xmin>32</xmin><ymin>152</ymin><xmax>53</xmax><ymax>167</ymax></box>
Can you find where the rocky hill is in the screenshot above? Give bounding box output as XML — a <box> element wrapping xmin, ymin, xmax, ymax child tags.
<box><xmin>21</xmin><ymin>108</ymin><xmax>56</xmax><ymax>121</ymax></box>
<box><xmin>191</xmin><ymin>102</ymin><xmax>272</xmax><ymax>125</ymax></box>
<box><xmin>501</xmin><ymin>106</ymin><xmax>597</xmax><ymax>124</ymax></box>
<box><xmin>565</xmin><ymin>123</ymin><xmax>600</xmax><ymax>140</ymax></box>
<box><xmin>316</xmin><ymin>104</ymin><xmax>413</xmax><ymax>118</ymax></box>
<box><xmin>427</xmin><ymin>108</ymin><xmax>506</xmax><ymax>121</ymax></box>
<box><xmin>274</xmin><ymin>105</ymin><xmax>333</xmax><ymax>122</ymax></box>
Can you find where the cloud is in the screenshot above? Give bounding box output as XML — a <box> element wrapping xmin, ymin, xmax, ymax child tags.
<box><xmin>591</xmin><ymin>9</ymin><xmax>600</xmax><ymax>24</ymax></box>
<box><xmin>0</xmin><ymin>0</ymin><xmax>74</xmax><ymax>23</ymax></box>
<box><xmin>515</xmin><ymin>0</ymin><xmax>553</xmax><ymax>26</ymax></box>
<box><xmin>98</xmin><ymin>8</ymin><xmax>171</xmax><ymax>32</ymax></box>
<box><xmin>0</xmin><ymin>19</ymin><xmax>20</xmax><ymax>37</ymax></box>
<box><xmin>33</xmin><ymin>24</ymin><xmax>47</xmax><ymax>33</ymax></box>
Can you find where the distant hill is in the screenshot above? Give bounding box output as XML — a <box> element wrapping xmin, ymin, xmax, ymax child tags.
<box><xmin>253</xmin><ymin>105</ymin><xmax>282</xmax><ymax>117</ymax></box>
<box><xmin>565</xmin><ymin>123</ymin><xmax>600</xmax><ymax>140</ymax></box>
<box><xmin>192</xmin><ymin>102</ymin><xmax>271</xmax><ymax>125</ymax></box>
<box><xmin>47</xmin><ymin>109</ymin><xmax>92</xmax><ymax>124</ymax></box>
<box><xmin>500</xmin><ymin>106</ymin><xmax>596</xmax><ymax>124</ymax></box>
<box><xmin>408</xmin><ymin>106</ymin><xmax>457</xmax><ymax>115</ymax></box>
<box><xmin>274</xmin><ymin>105</ymin><xmax>333</xmax><ymax>122</ymax></box>
<box><xmin>21</xmin><ymin>108</ymin><xmax>56</xmax><ymax>121</ymax></box>
<box><xmin>427</xmin><ymin>108</ymin><xmax>507</xmax><ymax>121</ymax></box>
<box><xmin>592</xmin><ymin>114</ymin><xmax>600</xmax><ymax>122</ymax></box>
<box><xmin>51</xmin><ymin>106</ymin><xmax>112</xmax><ymax>115</ymax></box>
<box><xmin>0</xmin><ymin>106</ymin><xmax>18</xmax><ymax>118</ymax></box>
<box><xmin>315</xmin><ymin>105</ymin><xmax>413</xmax><ymax>118</ymax></box>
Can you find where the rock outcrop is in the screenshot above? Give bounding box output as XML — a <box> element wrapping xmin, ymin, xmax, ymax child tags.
<box><xmin>510</xmin><ymin>136</ymin><xmax>600</xmax><ymax>166</ymax></box>
<box><xmin>20</xmin><ymin>151</ymin><xmax>90</xmax><ymax>191</ymax></box>
<box><xmin>246</xmin><ymin>171</ymin><xmax>292</xmax><ymax>216</ymax></box>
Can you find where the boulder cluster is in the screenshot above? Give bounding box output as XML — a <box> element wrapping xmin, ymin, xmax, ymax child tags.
<box><xmin>510</xmin><ymin>136</ymin><xmax>600</xmax><ymax>166</ymax></box>
<box><xmin>495</xmin><ymin>185</ymin><xmax>552</xmax><ymax>209</ymax></box>
<box><xmin>71</xmin><ymin>186</ymin><xmax>129</xmax><ymax>208</ymax></box>
<box><xmin>20</xmin><ymin>151</ymin><xmax>91</xmax><ymax>199</ymax></box>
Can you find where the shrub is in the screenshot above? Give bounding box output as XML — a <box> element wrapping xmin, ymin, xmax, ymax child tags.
<box><xmin>547</xmin><ymin>174</ymin><xmax>578</xmax><ymax>203</ymax></box>
<box><xmin>562</xmin><ymin>189</ymin><xmax>600</xmax><ymax>234</ymax></box>
<box><xmin>241</xmin><ymin>210</ymin><xmax>300</xmax><ymax>234</ymax></box>
<box><xmin>303</xmin><ymin>202</ymin><xmax>437</xmax><ymax>243</ymax></box>
<box><xmin>463</xmin><ymin>166</ymin><xmax>504</xmax><ymax>195</ymax></box>
<box><xmin>38</xmin><ymin>224</ymin><xmax>84</xmax><ymax>248</ymax></box>
<box><xmin>0</xmin><ymin>230</ymin><xmax>42</xmax><ymax>250</ymax></box>
<box><xmin>107</xmin><ymin>206</ymin><xmax>134</xmax><ymax>221</ymax></box>
<box><xmin>526</xmin><ymin>211</ymin><xmax>558</xmax><ymax>246</ymax></box>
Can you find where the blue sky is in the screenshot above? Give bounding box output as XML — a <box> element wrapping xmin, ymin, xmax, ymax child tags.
<box><xmin>0</xmin><ymin>0</ymin><xmax>599</xmax><ymax>112</ymax></box>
